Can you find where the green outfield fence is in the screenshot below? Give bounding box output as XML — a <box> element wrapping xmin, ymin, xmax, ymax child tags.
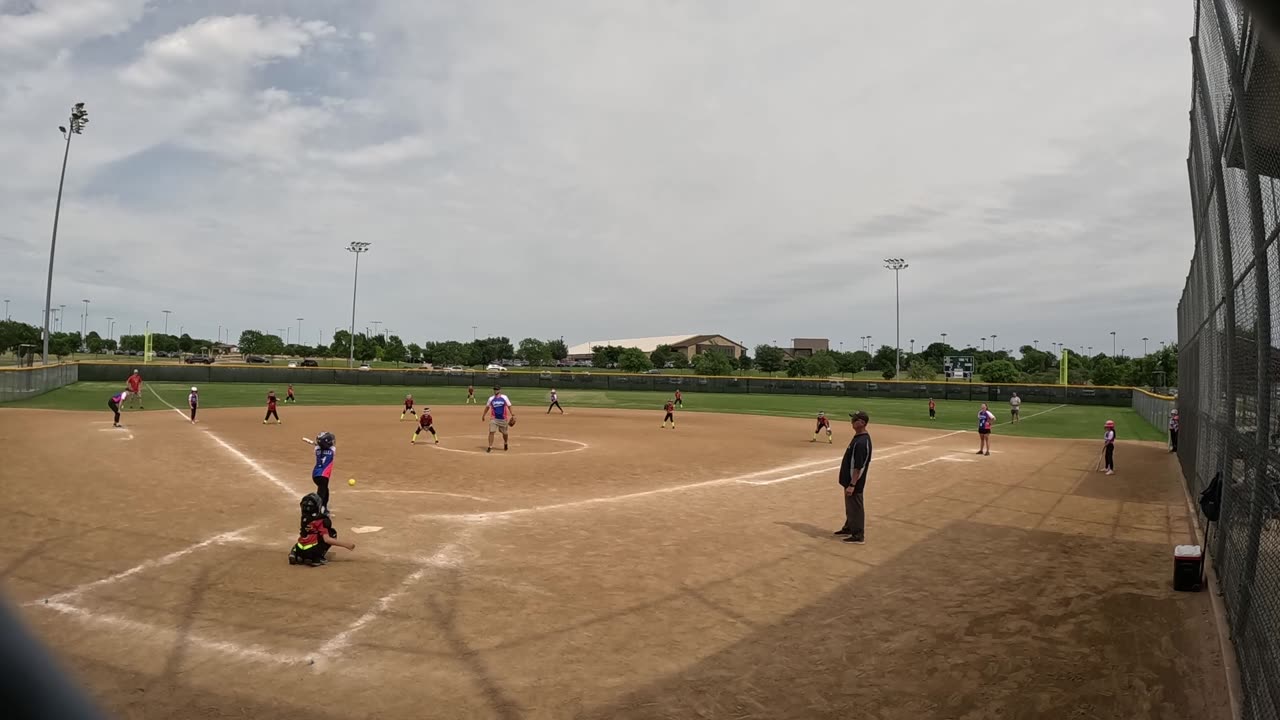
<box><xmin>1182</xmin><ymin>1</ymin><xmax>1280</xmax><ymax>717</ymax></box>
<box><xmin>0</xmin><ymin>363</ymin><xmax>78</xmax><ymax>403</ymax></box>
<box><xmin>65</xmin><ymin>360</ymin><xmax>1173</xmax><ymax>411</ymax></box>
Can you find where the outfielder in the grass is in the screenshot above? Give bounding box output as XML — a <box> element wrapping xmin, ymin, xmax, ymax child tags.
<box><xmin>1102</xmin><ymin>420</ymin><xmax>1117</xmax><ymax>475</ymax></box>
<box><xmin>412</xmin><ymin>407</ymin><xmax>439</xmax><ymax>444</ymax></box>
<box><xmin>286</xmin><ymin>384</ymin><xmax>296</xmax><ymax>403</ymax></box>
<box><xmin>547</xmin><ymin>388</ymin><xmax>564</xmax><ymax>414</ymax></box>
<box><xmin>1169</xmin><ymin>409</ymin><xmax>1179</xmax><ymax>453</ymax></box>
<box><xmin>483</xmin><ymin>386</ymin><xmax>515</xmax><ymax>453</ymax></box>
<box><xmin>674</xmin><ymin>389</ymin><xmax>683</xmax><ymax>408</ymax></box>
<box><xmin>467</xmin><ymin>384</ymin><xmax>476</xmax><ymax>404</ymax></box>
<box><xmin>812</xmin><ymin>411</ymin><xmax>832</xmax><ymax>443</ymax></box>
<box><xmin>264</xmin><ymin>390</ymin><xmax>281</xmax><ymax>424</ymax></box>
<box><xmin>976</xmin><ymin>403</ymin><xmax>996</xmax><ymax>455</ymax></box>
<box><xmin>289</xmin><ymin>492</ymin><xmax>355</xmax><ymax>567</ymax></box>
<box><xmin>306</xmin><ymin>432</ymin><xmax>337</xmax><ymax>513</ymax></box>
<box><xmin>108</xmin><ymin>389</ymin><xmax>130</xmax><ymax>427</ymax></box>
<box><xmin>661</xmin><ymin>399</ymin><xmax>676</xmax><ymax>429</ymax></box>
<box><xmin>1009</xmin><ymin>392</ymin><xmax>1021</xmax><ymax>423</ymax></box>
<box><xmin>928</xmin><ymin>397</ymin><xmax>936</xmax><ymax>420</ymax></box>
<box><xmin>126</xmin><ymin>369</ymin><xmax>143</xmax><ymax>409</ymax></box>
<box><xmin>188</xmin><ymin>387</ymin><xmax>199</xmax><ymax>423</ymax></box>
<box><xmin>401</xmin><ymin>394</ymin><xmax>417</xmax><ymax>421</ymax></box>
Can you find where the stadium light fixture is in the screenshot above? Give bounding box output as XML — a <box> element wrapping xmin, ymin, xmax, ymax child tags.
<box><xmin>42</xmin><ymin>103</ymin><xmax>89</xmax><ymax>364</ymax></box>
<box><xmin>162</xmin><ymin>309</ymin><xmax>172</xmax><ymax>336</ymax></box>
<box><xmin>1110</xmin><ymin>330</ymin><xmax>1117</xmax><ymax>356</ymax></box>
<box><xmin>883</xmin><ymin>258</ymin><xmax>908</xmax><ymax>378</ymax></box>
<box><xmin>346</xmin><ymin>242</ymin><xmax>371</xmax><ymax>368</ymax></box>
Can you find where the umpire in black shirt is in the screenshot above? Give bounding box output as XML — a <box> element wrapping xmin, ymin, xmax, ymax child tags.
<box><xmin>835</xmin><ymin>410</ymin><xmax>872</xmax><ymax>544</ymax></box>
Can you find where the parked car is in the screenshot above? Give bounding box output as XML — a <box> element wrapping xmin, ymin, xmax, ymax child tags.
<box><xmin>184</xmin><ymin>355</ymin><xmax>214</xmax><ymax>365</ymax></box>
<box><xmin>443</xmin><ymin>366</ymin><xmax>465</xmax><ymax>374</ymax></box>
<box><xmin>299</xmin><ymin>359</ymin><xmax>318</xmax><ymax>367</ymax></box>
<box><xmin>486</xmin><ymin>364</ymin><xmax>507</xmax><ymax>372</ymax></box>
<box><xmin>245</xmin><ymin>355</ymin><xmax>270</xmax><ymax>364</ymax></box>
<box><xmin>358</xmin><ymin>363</ymin><xmax>371</xmax><ymax>371</ymax></box>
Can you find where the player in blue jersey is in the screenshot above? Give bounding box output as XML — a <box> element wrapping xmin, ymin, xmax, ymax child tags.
<box><xmin>304</xmin><ymin>432</ymin><xmax>337</xmax><ymax>513</ymax></box>
<box><xmin>482</xmin><ymin>385</ymin><xmax>516</xmax><ymax>453</ymax></box>
<box><xmin>108</xmin><ymin>389</ymin><xmax>130</xmax><ymax>427</ymax></box>
<box><xmin>976</xmin><ymin>403</ymin><xmax>996</xmax><ymax>456</ymax></box>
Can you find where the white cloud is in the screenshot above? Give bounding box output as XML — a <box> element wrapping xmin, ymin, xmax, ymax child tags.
<box><xmin>119</xmin><ymin>14</ymin><xmax>335</xmax><ymax>91</ymax></box>
<box><xmin>0</xmin><ymin>0</ymin><xmax>149</xmax><ymax>56</ymax></box>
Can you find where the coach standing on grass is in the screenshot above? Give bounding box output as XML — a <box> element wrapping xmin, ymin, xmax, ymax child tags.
<box><xmin>834</xmin><ymin>410</ymin><xmax>872</xmax><ymax>544</ymax></box>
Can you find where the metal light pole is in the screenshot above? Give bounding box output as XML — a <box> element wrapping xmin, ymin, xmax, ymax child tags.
<box><xmin>472</xmin><ymin>325</ymin><xmax>478</xmax><ymax>341</ymax></box>
<box><xmin>284</xmin><ymin>327</ymin><xmax>291</xmax><ymax>345</ymax></box>
<box><xmin>941</xmin><ymin>332</ymin><xmax>947</xmax><ymax>347</ymax></box>
<box><xmin>1142</xmin><ymin>337</ymin><xmax>1149</xmax><ymax>356</ymax></box>
<box><xmin>105</xmin><ymin>317</ymin><xmax>115</xmax><ymax>349</ymax></box>
<box><xmin>1110</xmin><ymin>331</ymin><xmax>1116</xmax><ymax>356</ymax></box>
<box><xmin>910</xmin><ymin>338</ymin><xmax>915</xmax><ymax>354</ymax></box>
<box><xmin>346</xmin><ymin>241</ymin><xmax>371</xmax><ymax>368</ymax></box>
<box><xmin>58</xmin><ymin>304</ymin><xmax>65</xmax><ymax>332</ymax></box>
<box><xmin>1034</xmin><ymin>339</ymin><xmax>1039</xmax><ymax>350</ymax></box>
<box><xmin>991</xmin><ymin>334</ymin><xmax>997</xmax><ymax>353</ymax></box>
<box><xmin>3</xmin><ymin>299</ymin><xmax>8</xmax><ymax>321</ymax></box>
<box><xmin>41</xmin><ymin>102</ymin><xmax>89</xmax><ymax>364</ymax></box>
<box><xmin>162</xmin><ymin>309</ymin><xmax>172</xmax><ymax>336</ymax></box>
<box><xmin>297</xmin><ymin>317</ymin><xmax>303</xmax><ymax>346</ymax></box>
<box><xmin>883</xmin><ymin>258</ymin><xmax>908</xmax><ymax>377</ymax></box>
<box><xmin>81</xmin><ymin>299</ymin><xmax>89</xmax><ymax>349</ymax></box>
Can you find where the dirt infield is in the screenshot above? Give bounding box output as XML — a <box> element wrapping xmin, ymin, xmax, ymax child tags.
<box><xmin>2</xmin><ymin>400</ymin><xmax>1231</xmax><ymax>719</ymax></box>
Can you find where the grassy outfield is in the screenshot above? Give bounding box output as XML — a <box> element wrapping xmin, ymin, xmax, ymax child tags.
<box><xmin>4</xmin><ymin>381</ymin><xmax>1166</xmax><ymax>442</ymax></box>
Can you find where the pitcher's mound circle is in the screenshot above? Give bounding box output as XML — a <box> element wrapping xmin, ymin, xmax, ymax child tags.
<box><xmin>427</xmin><ymin>435</ymin><xmax>589</xmax><ymax>456</ymax></box>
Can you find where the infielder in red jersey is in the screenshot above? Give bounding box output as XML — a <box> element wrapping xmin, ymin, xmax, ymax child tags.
<box><xmin>264</xmin><ymin>391</ymin><xmax>281</xmax><ymax>424</ymax></box>
<box><xmin>661</xmin><ymin>400</ymin><xmax>676</xmax><ymax>429</ymax></box>
<box><xmin>812</xmin><ymin>411</ymin><xmax>833</xmax><ymax>443</ymax></box>
<box><xmin>286</xmin><ymin>384</ymin><xmax>296</xmax><ymax>403</ymax></box>
<box><xmin>401</xmin><ymin>394</ymin><xmax>417</xmax><ymax>421</ymax></box>
<box><xmin>411</xmin><ymin>407</ymin><xmax>439</xmax><ymax>444</ymax></box>
<box><xmin>466</xmin><ymin>385</ymin><xmax>476</xmax><ymax>404</ymax></box>
<box><xmin>674</xmin><ymin>389</ymin><xmax>683</xmax><ymax>408</ymax></box>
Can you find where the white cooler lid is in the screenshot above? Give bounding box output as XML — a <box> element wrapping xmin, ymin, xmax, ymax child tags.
<box><xmin>1174</xmin><ymin>544</ymin><xmax>1203</xmax><ymax>557</ymax></box>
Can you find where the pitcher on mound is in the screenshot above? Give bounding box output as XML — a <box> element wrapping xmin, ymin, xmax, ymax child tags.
<box><xmin>483</xmin><ymin>385</ymin><xmax>515</xmax><ymax>453</ymax></box>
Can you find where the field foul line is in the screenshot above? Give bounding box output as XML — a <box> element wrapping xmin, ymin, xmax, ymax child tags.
<box><xmin>738</xmin><ymin>444</ymin><xmax>936</xmax><ymax>486</ymax></box>
<box><xmin>33</xmin><ymin>528</ymin><xmax>251</xmax><ymax>606</ymax></box>
<box><xmin>315</xmin><ymin>531</ymin><xmax>470</xmax><ymax>665</ymax></box>
<box><xmin>150</xmin><ymin>387</ymin><xmax>298</xmax><ymax>499</ymax></box>
<box><xmin>40</xmin><ymin>601</ymin><xmax>307</xmax><ymax>666</ymax></box>
<box><xmin>354</xmin><ymin>489</ymin><xmax>495</xmax><ymax>502</ymax></box>
<box><xmin>413</xmin><ymin>445</ymin><xmax>944</xmax><ymax>521</ymax></box>
<box><xmin>998</xmin><ymin>404</ymin><xmax>1068</xmax><ymax>426</ymax></box>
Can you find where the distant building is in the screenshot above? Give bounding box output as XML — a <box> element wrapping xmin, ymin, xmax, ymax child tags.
<box><xmin>787</xmin><ymin>338</ymin><xmax>829</xmax><ymax>359</ymax></box>
<box><xmin>567</xmin><ymin>334</ymin><xmax>746</xmax><ymax>362</ymax></box>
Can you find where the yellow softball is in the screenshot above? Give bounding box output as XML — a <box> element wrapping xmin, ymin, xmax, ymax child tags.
<box><xmin>348</xmin><ymin>478</ymin><xmax>356</xmax><ymax>487</ymax></box>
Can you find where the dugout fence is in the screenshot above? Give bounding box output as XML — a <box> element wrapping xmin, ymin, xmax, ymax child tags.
<box><xmin>0</xmin><ymin>364</ymin><xmax>79</xmax><ymax>403</ymax></box>
<box><xmin>1182</xmin><ymin>1</ymin><xmax>1280</xmax><ymax>717</ymax></box>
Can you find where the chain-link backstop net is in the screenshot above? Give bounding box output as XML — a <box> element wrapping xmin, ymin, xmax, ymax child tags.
<box><xmin>1183</xmin><ymin>1</ymin><xmax>1280</xmax><ymax>717</ymax></box>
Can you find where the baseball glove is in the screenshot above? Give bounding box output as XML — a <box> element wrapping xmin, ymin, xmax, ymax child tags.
<box><xmin>508</xmin><ymin>417</ymin><xmax>517</xmax><ymax>427</ymax></box>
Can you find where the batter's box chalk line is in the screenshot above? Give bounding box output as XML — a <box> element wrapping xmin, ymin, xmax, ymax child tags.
<box><xmin>29</xmin><ymin>528</ymin><xmax>309</xmax><ymax>666</ymax></box>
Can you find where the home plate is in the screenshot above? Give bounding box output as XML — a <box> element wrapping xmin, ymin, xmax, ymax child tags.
<box><xmin>350</xmin><ymin>526</ymin><xmax>383</xmax><ymax>534</ymax></box>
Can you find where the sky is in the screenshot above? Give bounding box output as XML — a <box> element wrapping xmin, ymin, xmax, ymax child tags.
<box><xmin>0</xmin><ymin>0</ymin><xmax>1193</xmax><ymax>356</ymax></box>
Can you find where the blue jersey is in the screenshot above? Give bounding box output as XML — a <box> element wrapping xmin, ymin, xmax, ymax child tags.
<box><xmin>487</xmin><ymin>394</ymin><xmax>512</xmax><ymax>420</ymax></box>
<box><xmin>111</xmin><ymin>391</ymin><xmax>129</xmax><ymax>404</ymax></box>
<box><xmin>978</xmin><ymin>410</ymin><xmax>993</xmax><ymax>431</ymax></box>
<box><xmin>313</xmin><ymin>447</ymin><xmax>335</xmax><ymax>479</ymax></box>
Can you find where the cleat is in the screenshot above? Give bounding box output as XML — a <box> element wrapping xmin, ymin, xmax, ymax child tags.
<box><xmin>843</xmin><ymin>535</ymin><xmax>866</xmax><ymax>544</ymax></box>
<box><xmin>486</xmin><ymin>447</ymin><xmax>492</xmax><ymax>453</ymax></box>
<box><xmin>833</xmin><ymin>528</ymin><xmax>853</xmax><ymax>535</ymax></box>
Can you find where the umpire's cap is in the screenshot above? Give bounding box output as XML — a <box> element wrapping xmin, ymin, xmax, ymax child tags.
<box><xmin>849</xmin><ymin>410</ymin><xmax>870</xmax><ymax>423</ymax></box>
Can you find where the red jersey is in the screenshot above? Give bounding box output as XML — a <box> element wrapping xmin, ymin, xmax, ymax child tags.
<box><xmin>664</xmin><ymin>401</ymin><xmax>675</xmax><ymax>413</ymax></box>
<box><xmin>467</xmin><ymin>386</ymin><xmax>474</xmax><ymax>396</ymax></box>
<box><xmin>287</xmin><ymin>386</ymin><xmax>295</xmax><ymax>396</ymax></box>
<box><xmin>404</xmin><ymin>397</ymin><xmax>414</xmax><ymax>409</ymax></box>
<box><xmin>419</xmin><ymin>413</ymin><xmax>434</xmax><ymax>428</ymax></box>
<box><xmin>929</xmin><ymin>400</ymin><xmax>936</xmax><ymax>410</ymax></box>
<box><xmin>267</xmin><ymin>394</ymin><xmax>278</xmax><ymax>409</ymax></box>
<box><xmin>817</xmin><ymin>416</ymin><xmax>830</xmax><ymax>428</ymax></box>
<box><xmin>297</xmin><ymin>517</ymin><xmax>331</xmax><ymax>547</ymax></box>
<box><xmin>127</xmin><ymin>374</ymin><xmax>141</xmax><ymax>392</ymax></box>
<box><xmin>674</xmin><ymin>390</ymin><xmax>682</xmax><ymax>400</ymax></box>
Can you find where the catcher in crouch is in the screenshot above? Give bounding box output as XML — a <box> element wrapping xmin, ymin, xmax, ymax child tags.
<box><xmin>483</xmin><ymin>385</ymin><xmax>516</xmax><ymax>453</ymax></box>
